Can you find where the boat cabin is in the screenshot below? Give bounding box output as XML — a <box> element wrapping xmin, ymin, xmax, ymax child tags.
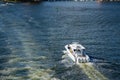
<box><xmin>68</xmin><ymin>42</ymin><xmax>86</xmax><ymax>57</ymax></box>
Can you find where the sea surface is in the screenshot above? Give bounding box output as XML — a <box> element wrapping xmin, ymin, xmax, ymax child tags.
<box><xmin>0</xmin><ymin>1</ymin><xmax>120</xmax><ymax>80</ymax></box>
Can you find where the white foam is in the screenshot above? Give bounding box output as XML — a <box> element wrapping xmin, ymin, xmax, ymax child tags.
<box><xmin>78</xmin><ymin>63</ymin><xmax>108</xmax><ymax>80</ymax></box>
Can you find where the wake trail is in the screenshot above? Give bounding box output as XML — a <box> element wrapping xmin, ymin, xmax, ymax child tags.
<box><xmin>78</xmin><ymin>63</ymin><xmax>108</xmax><ymax>80</ymax></box>
<box><xmin>0</xmin><ymin>15</ymin><xmax>59</xmax><ymax>79</ymax></box>
<box><xmin>12</xmin><ymin>28</ymin><xmax>54</xmax><ymax>80</ymax></box>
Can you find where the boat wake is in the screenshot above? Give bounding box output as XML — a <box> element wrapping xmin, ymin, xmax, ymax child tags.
<box><xmin>61</xmin><ymin>54</ymin><xmax>75</xmax><ymax>67</ymax></box>
<box><xmin>78</xmin><ymin>63</ymin><xmax>108</xmax><ymax>80</ymax></box>
<box><xmin>61</xmin><ymin>53</ymin><xmax>108</xmax><ymax>80</ymax></box>
<box><xmin>0</xmin><ymin>25</ymin><xmax>59</xmax><ymax>80</ymax></box>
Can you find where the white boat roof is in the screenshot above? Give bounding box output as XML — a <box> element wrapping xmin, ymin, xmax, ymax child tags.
<box><xmin>70</xmin><ymin>42</ymin><xmax>85</xmax><ymax>50</ymax></box>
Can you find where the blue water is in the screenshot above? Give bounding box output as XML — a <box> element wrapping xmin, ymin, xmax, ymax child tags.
<box><xmin>0</xmin><ymin>1</ymin><xmax>120</xmax><ymax>80</ymax></box>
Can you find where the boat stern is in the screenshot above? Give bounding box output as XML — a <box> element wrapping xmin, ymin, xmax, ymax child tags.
<box><xmin>77</xmin><ymin>55</ymin><xmax>90</xmax><ymax>63</ymax></box>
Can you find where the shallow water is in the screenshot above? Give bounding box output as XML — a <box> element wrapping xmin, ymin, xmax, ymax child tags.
<box><xmin>0</xmin><ymin>1</ymin><xmax>120</xmax><ymax>80</ymax></box>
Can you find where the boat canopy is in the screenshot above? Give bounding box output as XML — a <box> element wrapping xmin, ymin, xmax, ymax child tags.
<box><xmin>70</xmin><ymin>42</ymin><xmax>85</xmax><ymax>50</ymax></box>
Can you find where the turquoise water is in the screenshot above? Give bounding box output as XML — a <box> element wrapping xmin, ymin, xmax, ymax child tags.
<box><xmin>0</xmin><ymin>1</ymin><xmax>120</xmax><ymax>80</ymax></box>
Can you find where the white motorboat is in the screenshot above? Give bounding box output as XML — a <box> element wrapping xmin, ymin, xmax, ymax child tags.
<box><xmin>64</xmin><ymin>42</ymin><xmax>90</xmax><ymax>64</ymax></box>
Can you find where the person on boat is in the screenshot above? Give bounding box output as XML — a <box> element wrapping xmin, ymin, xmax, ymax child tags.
<box><xmin>68</xmin><ymin>45</ymin><xmax>73</xmax><ymax>53</ymax></box>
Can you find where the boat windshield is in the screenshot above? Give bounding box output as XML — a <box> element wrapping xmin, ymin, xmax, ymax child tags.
<box><xmin>74</xmin><ymin>49</ymin><xmax>86</xmax><ymax>56</ymax></box>
<box><xmin>74</xmin><ymin>49</ymin><xmax>81</xmax><ymax>54</ymax></box>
